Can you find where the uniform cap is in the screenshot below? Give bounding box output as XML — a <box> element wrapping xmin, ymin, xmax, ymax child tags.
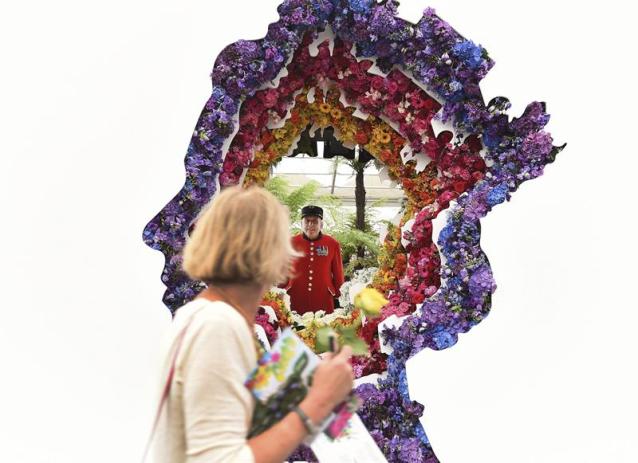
<box><xmin>301</xmin><ymin>205</ymin><xmax>323</xmax><ymax>219</ymax></box>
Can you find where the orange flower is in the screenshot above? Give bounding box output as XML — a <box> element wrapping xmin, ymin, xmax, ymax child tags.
<box><xmin>402</xmin><ymin>178</ymin><xmax>415</xmax><ymax>190</ymax></box>
<box><xmin>260</xmin><ymin>131</ymin><xmax>274</xmax><ymax>146</ymax></box>
<box><xmin>380</xmin><ymin>149</ymin><xmax>392</xmax><ymax>162</ymax></box>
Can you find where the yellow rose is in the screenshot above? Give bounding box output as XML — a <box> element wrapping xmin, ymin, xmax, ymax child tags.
<box><xmin>353</xmin><ymin>287</ymin><xmax>388</xmax><ymax>318</ymax></box>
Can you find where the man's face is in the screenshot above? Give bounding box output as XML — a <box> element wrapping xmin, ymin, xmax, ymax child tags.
<box><xmin>302</xmin><ymin>215</ymin><xmax>322</xmax><ymax>240</ymax></box>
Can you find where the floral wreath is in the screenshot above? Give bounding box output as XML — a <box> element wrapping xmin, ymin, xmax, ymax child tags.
<box><xmin>143</xmin><ymin>1</ymin><xmax>563</xmax><ymax>461</ymax></box>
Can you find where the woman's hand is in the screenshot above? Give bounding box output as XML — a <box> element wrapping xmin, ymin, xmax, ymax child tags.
<box><xmin>248</xmin><ymin>347</ymin><xmax>354</xmax><ymax>462</ymax></box>
<box><xmin>301</xmin><ymin>346</ymin><xmax>354</xmax><ymax>424</ymax></box>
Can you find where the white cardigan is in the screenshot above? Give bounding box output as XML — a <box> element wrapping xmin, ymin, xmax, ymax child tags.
<box><xmin>153</xmin><ymin>299</ymin><xmax>257</xmax><ymax>463</ymax></box>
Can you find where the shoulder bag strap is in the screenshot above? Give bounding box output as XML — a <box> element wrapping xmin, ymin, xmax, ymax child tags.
<box><xmin>140</xmin><ymin>307</ymin><xmax>204</xmax><ymax>462</ymax></box>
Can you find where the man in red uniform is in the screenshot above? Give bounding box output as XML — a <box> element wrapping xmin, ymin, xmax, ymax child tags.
<box><xmin>284</xmin><ymin>205</ymin><xmax>345</xmax><ymax>314</ymax></box>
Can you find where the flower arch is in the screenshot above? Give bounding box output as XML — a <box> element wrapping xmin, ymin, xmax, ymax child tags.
<box><xmin>143</xmin><ymin>1</ymin><xmax>563</xmax><ymax>460</ymax></box>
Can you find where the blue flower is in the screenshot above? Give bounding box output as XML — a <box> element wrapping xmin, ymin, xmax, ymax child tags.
<box><xmin>348</xmin><ymin>0</ymin><xmax>373</xmax><ymax>14</ymax></box>
<box><xmin>453</xmin><ymin>40</ymin><xmax>484</xmax><ymax>69</ymax></box>
<box><xmin>414</xmin><ymin>423</ymin><xmax>430</xmax><ymax>445</ymax></box>
<box><xmin>398</xmin><ymin>368</ymin><xmax>410</xmax><ymax>400</ymax></box>
<box><xmin>431</xmin><ymin>325</ymin><xmax>457</xmax><ymax>350</ymax></box>
<box><xmin>437</xmin><ymin>222</ymin><xmax>454</xmax><ymax>247</ymax></box>
<box><xmin>486</xmin><ymin>183</ymin><xmax>509</xmax><ymax>207</ymax></box>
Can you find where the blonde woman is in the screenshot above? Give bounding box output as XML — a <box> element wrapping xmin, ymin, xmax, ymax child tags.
<box><xmin>151</xmin><ymin>186</ymin><xmax>354</xmax><ymax>463</ymax></box>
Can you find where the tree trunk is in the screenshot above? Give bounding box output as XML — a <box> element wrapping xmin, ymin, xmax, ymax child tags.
<box><xmin>355</xmin><ymin>162</ymin><xmax>366</xmax><ymax>259</ymax></box>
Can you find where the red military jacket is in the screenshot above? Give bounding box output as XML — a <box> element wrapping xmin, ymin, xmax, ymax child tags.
<box><xmin>284</xmin><ymin>233</ymin><xmax>345</xmax><ymax>315</ymax></box>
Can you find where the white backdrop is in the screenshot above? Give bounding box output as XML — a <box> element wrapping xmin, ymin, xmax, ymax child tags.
<box><xmin>1</xmin><ymin>0</ymin><xmax>636</xmax><ymax>461</ymax></box>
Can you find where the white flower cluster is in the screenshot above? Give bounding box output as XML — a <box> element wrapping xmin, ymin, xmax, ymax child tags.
<box><xmin>289</xmin><ymin>308</ymin><xmax>354</xmax><ymax>328</ymax></box>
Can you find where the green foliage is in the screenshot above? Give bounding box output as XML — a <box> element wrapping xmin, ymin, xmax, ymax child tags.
<box><xmin>265</xmin><ymin>177</ymin><xmax>321</xmax><ymax>233</ymax></box>
<box><xmin>332</xmin><ymin>227</ymin><xmax>380</xmax><ymax>277</ymax></box>
<box><xmin>315</xmin><ymin>326</ymin><xmax>368</xmax><ymax>356</ymax></box>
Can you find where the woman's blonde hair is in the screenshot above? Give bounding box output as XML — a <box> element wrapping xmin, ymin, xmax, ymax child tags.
<box><xmin>182</xmin><ymin>186</ymin><xmax>299</xmax><ymax>287</ymax></box>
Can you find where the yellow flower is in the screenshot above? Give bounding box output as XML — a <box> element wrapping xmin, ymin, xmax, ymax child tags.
<box><xmin>273</xmin><ymin>129</ymin><xmax>287</xmax><ymax>140</ymax></box>
<box><xmin>353</xmin><ymin>287</ymin><xmax>388</xmax><ymax>318</ymax></box>
<box><xmin>377</xmin><ymin>132</ymin><xmax>391</xmax><ymax>144</ymax></box>
<box><xmin>319</xmin><ymin>103</ymin><xmax>332</xmax><ymax>114</ymax></box>
<box><xmin>330</xmin><ymin>108</ymin><xmax>343</xmax><ymax>120</ymax></box>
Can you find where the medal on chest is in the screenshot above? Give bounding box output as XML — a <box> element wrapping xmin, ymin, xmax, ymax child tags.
<box><xmin>316</xmin><ymin>245</ymin><xmax>329</xmax><ymax>256</ymax></box>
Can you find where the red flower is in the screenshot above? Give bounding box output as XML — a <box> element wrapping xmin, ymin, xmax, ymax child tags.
<box><xmin>371</xmin><ymin>76</ymin><xmax>385</xmax><ymax>91</ymax></box>
<box><xmin>358</xmin><ymin>59</ymin><xmax>373</xmax><ymax>72</ymax></box>
<box><xmin>472</xmin><ymin>157</ymin><xmax>486</xmax><ymax>171</ymax></box>
<box><xmin>260</xmin><ymin>89</ymin><xmax>279</xmax><ymax>109</ymax></box>
<box><xmin>438</xmin><ymin>190</ymin><xmax>456</xmax><ymax>207</ymax></box>
<box><xmin>437</xmin><ymin>131</ymin><xmax>453</xmax><ymax>145</ymax></box>
<box><xmin>465</xmin><ymin>134</ymin><xmax>482</xmax><ymax>152</ymax></box>
<box><xmin>355</xmin><ymin>130</ymin><xmax>369</xmax><ymax>145</ymax></box>
<box><xmin>453</xmin><ymin>180</ymin><xmax>467</xmax><ymax>193</ymax></box>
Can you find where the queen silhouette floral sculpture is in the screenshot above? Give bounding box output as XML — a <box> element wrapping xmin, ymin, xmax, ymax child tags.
<box><xmin>143</xmin><ymin>1</ymin><xmax>564</xmax><ymax>461</ymax></box>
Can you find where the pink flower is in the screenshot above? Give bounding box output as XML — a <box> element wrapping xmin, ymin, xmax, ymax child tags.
<box><xmin>438</xmin><ymin>190</ymin><xmax>457</xmax><ymax>207</ymax></box>
<box><xmin>327</xmin><ymin>412</ymin><xmax>351</xmax><ymax>438</ymax></box>
<box><xmin>240</xmin><ymin>112</ymin><xmax>259</xmax><ymax>126</ymax></box>
<box><xmin>235</xmin><ymin>149</ymin><xmax>253</xmax><ymax>167</ymax></box>
<box><xmin>371</xmin><ymin>76</ymin><xmax>385</xmax><ymax>91</ymax></box>
<box><xmin>219</xmin><ymin>172</ymin><xmax>238</xmax><ymax>186</ymax></box>
<box><xmin>411</xmin><ymin>117</ymin><xmax>429</xmax><ymax>134</ymax></box>
<box><xmin>383</xmin><ymin>103</ymin><xmax>403</xmax><ymax>122</ymax></box>
<box><xmin>424</xmin><ymin>286</ymin><xmax>438</xmax><ymax>297</ymax></box>
<box><xmin>394</xmin><ymin>74</ymin><xmax>410</xmax><ymax>93</ymax></box>
<box><xmin>410</xmin><ymin>94</ymin><xmax>426</xmax><ymax>109</ymax></box>
<box><xmin>260</xmin><ymin>89</ymin><xmax>279</xmax><ymax>109</ymax></box>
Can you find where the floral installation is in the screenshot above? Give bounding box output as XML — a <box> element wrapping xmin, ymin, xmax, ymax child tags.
<box><xmin>260</xmin><ymin>287</ymin><xmax>291</xmax><ymax>326</ymax></box>
<box><xmin>225</xmin><ymin>36</ymin><xmax>486</xmax><ymax>368</ymax></box>
<box><xmin>371</xmin><ymin>221</ymin><xmax>408</xmax><ymax>294</ymax></box>
<box><xmin>143</xmin><ymin>1</ymin><xmax>564</xmax><ymax>461</ymax></box>
<box><xmin>258</xmin><ymin>286</ymin><xmax>363</xmax><ymax>352</ymax></box>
